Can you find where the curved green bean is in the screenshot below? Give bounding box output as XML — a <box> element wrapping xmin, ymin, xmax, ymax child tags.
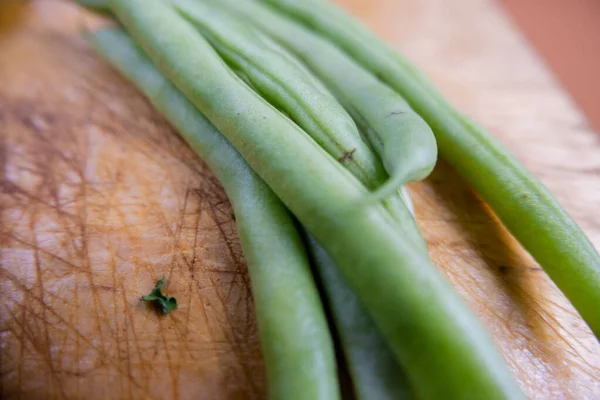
<box><xmin>214</xmin><ymin>0</ymin><xmax>437</xmax><ymax>202</ymax></box>
<box><xmin>77</xmin><ymin>0</ymin><xmax>425</xmax><ymax>254</ymax></box>
<box><xmin>89</xmin><ymin>27</ymin><xmax>340</xmax><ymax>400</ymax></box>
<box><xmin>108</xmin><ymin>0</ymin><xmax>523</xmax><ymax>398</ymax></box>
<box><xmin>174</xmin><ymin>0</ymin><xmax>426</xmax><ymax>252</ymax></box>
<box><xmin>305</xmin><ymin>233</ymin><xmax>412</xmax><ymax>400</ymax></box>
<box><xmin>262</xmin><ymin>0</ymin><xmax>600</xmax><ymax>338</ymax></box>
<box><xmin>173</xmin><ymin>0</ymin><xmax>385</xmax><ymax>191</ymax></box>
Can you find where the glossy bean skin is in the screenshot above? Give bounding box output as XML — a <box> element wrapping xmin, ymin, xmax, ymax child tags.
<box><xmin>261</xmin><ymin>0</ymin><xmax>600</xmax><ymax>338</ymax></box>
<box><xmin>212</xmin><ymin>0</ymin><xmax>437</xmax><ymax>202</ymax></box>
<box><xmin>89</xmin><ymin>28</ymin><xmax>340</xmax><ymax>400</ymax></box>
<box><xmin>107</xmin><ymin>1</ymin><xmax>523</xmax><ymax>398</ymax></box>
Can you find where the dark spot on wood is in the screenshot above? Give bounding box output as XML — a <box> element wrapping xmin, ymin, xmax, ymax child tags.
<box><xmin>21</xmin><ymin>115</ymin><xmax>38</xmax><ymax>132</ymax></box>
<box><xmin>95</xmin><ymin>284</ymin><xmax>117</xmax><ymax>292</ymax></box>
<box><xmin>338</xmin><ymin>148</ymin><xmax>357</xmax><ymax>163</ymax></box>
<box><xmin>498</xmin><ymin>265</ymin><xmax>542</xmax><ymax>274</ymax></box>
<box><xmin>41</xmin><ymin>110</ymin><xmax>55</xmax><ymax>125</ymax></box>
<box><xmin>1</xmin><ymin>180</ymin><xmax>17</xmax><ymax>194</ymax></box>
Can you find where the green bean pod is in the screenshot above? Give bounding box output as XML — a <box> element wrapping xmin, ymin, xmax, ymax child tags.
<box><xmin>261</xmin><ymin>0</ymin><xmax>600</xmax><ymax>337</ymax></box>
<box><xmin>83</xmin><ymin>6</ymin><xmax>419</xmax><ymax>395</ymax></box>
<box><xmin>304</xmin><ymin>233</ymin><xmax>412</xmax><ymax>400</ymax></box>
<box><xmin>89</xmin><ymin>27</ymin><xmax>340</xmax><ymax>400</ymax></box>
<box><xmin>173</xmin><ymin>0</ymin><xmax>426</xmax><ymax>251</ymax></box>
<box><xmin>173</xmin><ymin>0</ymin><xmax>386</xmax><ymax>191</ymax></box>
<box><xmin>215</xmin><ymin>0</ymin><xmax>437</xmax><ymax>202</ymax></box>
<box><xmin>76</xmin><ymin>0</ymin><xmax>426</xmax><ymax>254</ymax></box>
<box><xmin>107</xmin><ymin>0</ymin><xmax>523</xmax><ymax>398</ymax></box>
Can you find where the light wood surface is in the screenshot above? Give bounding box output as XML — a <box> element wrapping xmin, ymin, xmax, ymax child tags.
<box><xmin>1</xmin><ymin>0</ymin><xmax>599</xmax><ymax>399</ymax></box>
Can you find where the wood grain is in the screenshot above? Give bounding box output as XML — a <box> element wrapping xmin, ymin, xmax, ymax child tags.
<box><xmin>1</xmin><ymin>0</ymin><xmax>599</xmax><ymax>399</ymax></box>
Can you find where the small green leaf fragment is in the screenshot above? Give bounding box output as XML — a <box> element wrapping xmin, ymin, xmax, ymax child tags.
<box><xmin>141</xmin><ymin>277</ymin><xmax>177</xmax><ymax>315</ymax></box>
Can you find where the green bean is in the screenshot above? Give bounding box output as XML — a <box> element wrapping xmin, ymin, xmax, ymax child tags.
<box><xmin>304</xmin><ymin>233</ymin><xmax>412</xmax><ymax>400</ymax></box>
<box><xmin>173</xmin><ymin>0</ymin><xmax>385</xmax><ymax>191</ymax></box>
<box><xmin>212</xmin><ymin>0</ymin><xmax>437</xmax><ymax>202</ymax></box>
<box><xmin>89</xmin><ymin>27</ymin><xmax>340</xmax><ymax>400</ymax></box>
<box><xmin>83</xmin><ymin>6</ymin><xmax>418</xmax><ymax>394</ymax></box>
<box><xmin>77</xmin><ymin>0</ymin><xmax>425</xmax><ymax>256</ymax></box>
<box><xmin>173</xmin><ymin>0</ymin><xmax>426</xmax><ymax>251</ymax></box>
<box><xmin>261</xmin><ymin>0</ymin><xmax>600</xmax><ymax>337</ymax></box>
<box><xmin>108</xmin><ymin>0</ymin><xmax>523</xmax><ymax>398</ymax></box>
<box><xmin>87</xmin><ymin>18</ymin><xmax>416</xmax><ymax>397</ymax></box>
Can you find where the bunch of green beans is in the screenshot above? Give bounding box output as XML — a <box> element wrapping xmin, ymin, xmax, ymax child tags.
<box><xmin>89</xmin><ymin>29</ymin><xmax>339</xmax><ymax>399</ymax></box>
<box><xmin>173</xmin><ymin>0</ymin><xmax>425</xmax><ymax>248</ymax></box>
<box><xmin>261</xmin><ymin>0</ymin><xmax>600</xmax><ymax>338</ymax></box>
<box><xmin>304</xmin><ymin>233</ymin><xmax>412</xmax><ymax>399</ymax></box>
<box><xmin>81</xmin><ymin>0</ymin><xmax>522</xmax><ymax>398</ymax></box>
<box><xmin>111</xmin><ymin>0</ymin><xmax>523</xmax><ymax>396</ymax></box>
<box><xmin>90</xmin><ymin>25</ymin><xmax>412</xmax><ymax>400</ymax></box>
<box><xmin>77</xmin><ymin>0</ymin><xmax>599</xmax><ymax>398</ymax></box>
<box><xmin>180</xmin><ymin>0</ymin><xmax>437</xmax><ymax>203</ymax></box>
<box><xmin>175</xmin><ymin>0</ymin><xmax>385</xmax><ymax>189</ymax></box>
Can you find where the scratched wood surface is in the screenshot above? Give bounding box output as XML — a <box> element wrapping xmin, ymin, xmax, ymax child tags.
<box><xmin>1</xmin><ymin>0</ymin><xmax>599</xmax><ymax>399</ymax></box>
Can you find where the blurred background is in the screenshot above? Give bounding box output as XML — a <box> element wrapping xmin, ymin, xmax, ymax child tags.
<box><xmin>1</xmin><ymin>0</ymin><xmax>599</xmax><ymax>132</ymax></box>
<box><xmin>500</xmin><ymin>0</ymin><xmax>600</xmax><ymax>133</ymax></box>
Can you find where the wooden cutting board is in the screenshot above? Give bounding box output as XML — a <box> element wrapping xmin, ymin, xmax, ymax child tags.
<box><xmin>1</xmin><ymin>0</ymin><xmax>599</xmax><ymax>398</ymax></box>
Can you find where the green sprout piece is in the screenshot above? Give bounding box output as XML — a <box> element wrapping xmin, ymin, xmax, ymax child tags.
<box><xmin>140</xmin><ymin>277</ymin><xmax>177</xmax><ymax>315</ymax></box>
